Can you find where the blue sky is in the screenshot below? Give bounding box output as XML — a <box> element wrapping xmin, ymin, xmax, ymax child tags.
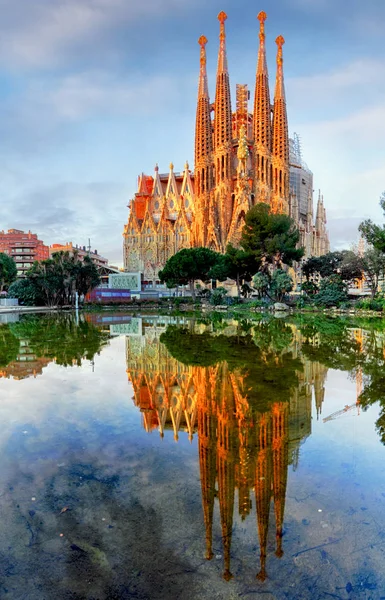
<box><xmin>0</xmin><ymin>0</ymin><xmax>384</xmax><ymax>265</ymax></box>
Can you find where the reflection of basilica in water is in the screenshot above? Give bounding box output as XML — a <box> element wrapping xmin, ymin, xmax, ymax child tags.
<box><xmin>126</xmin><ymin>317</ymin><xmax>328</xmax><ymax>580</ymax></box>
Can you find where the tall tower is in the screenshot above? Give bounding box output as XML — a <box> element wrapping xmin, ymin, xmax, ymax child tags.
<box><xmin>194</xmin><ymin>35</ymin><xmax>213</xmax><ymax>246</ymax></box>
<box><xmin>253</xmin><ymin>11</ymin><xmax>272</xmax><ymax>203</ymax></box>
<box><xmin>272</xmin><ymin>36</ymin><xmax>289</xmax><ymax>214</ymax></box>
<box><xmin>213</xmin><ymin>11</ymin><xmax>233</xmax><ymax>249</ymax></box>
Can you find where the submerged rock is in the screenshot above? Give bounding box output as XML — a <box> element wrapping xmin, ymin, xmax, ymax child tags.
<box><xmin>274</xmin><ymin>302</ymin><xmax>290</xmax><ymax>311</ymax></box>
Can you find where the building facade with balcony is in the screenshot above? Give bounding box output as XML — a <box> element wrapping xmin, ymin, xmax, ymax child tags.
<box><xmin>0</xmin><ymin>229</ymin><xmax>49</xmax><ymax>276</ymax></box>
<box><xmin>49</xmin><ymin>242</ymin><xmax>108</xmax><ymax>268</ymax></box>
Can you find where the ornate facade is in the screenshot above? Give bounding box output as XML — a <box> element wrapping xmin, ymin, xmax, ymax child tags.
<box><xmin>123</xmin><ymin>12</ymin><xmax>329</xmax><ymax>282</ymax></box>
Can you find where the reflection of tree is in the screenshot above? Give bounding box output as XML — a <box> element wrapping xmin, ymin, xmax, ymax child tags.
<box><xmin>251</xmin><ymin>319</ymin><xmax>294</xmax><ymax>354</ymax></box>
<box><xmin>0</xmin><ymin>314</ymin><xmax>110</xmax><ymax>378</ymax></box>
<box><xmin>9</xmin><ymin>314</ymin><xmax>110</xmax><ymax>367</ymax></box>
<box><xmin>291</xmin><ymin>314</ymin><xmax>385</xmax><ymax>445</ymax></box>
<box><xmin>160</xmin><ymin>326</ymin><xmax>302</xmax><ymax>411</ymax></box>
<box><xmin>0</xmin><ymin>325</ymin><xmax>19</xmax><ymax>367</ymax></box>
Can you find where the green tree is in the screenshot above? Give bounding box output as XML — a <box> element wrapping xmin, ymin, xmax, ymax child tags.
<box><xmin>302</xmin><ymin>251</ymin><xmax>362</xmax><ymax>284</ymax></box>
<box><xmin>24</xmin><ymin>251</ymin><xmax>101</xmax><ymax>307</ymax></box>
<box><xmin>252</xmin><ymin>272</ymin><xmax>270</xmax><ymax>298</ymax></box>
<box><xmin>270</xmin><ymin>269</ymin><xmax>294</xmax><ymax>302</ymax></box>
<box><xmin>159</xmin><ymin>247</ymin><xmax>222</xmax><ymax>300</ymax></box>
<box><xmin>314</xmin><ymin>275</ymin><xmax>348</xmax><ymax>307</ymax></box>
<box><xmin>240</xmin><ymin>203</ymin><xmax>304</xmax><ymax>270</ymax></box>
<box><xmin>361</xmin><ymin>247</ymin><xmax>385</xmax><ymax>299</ymax></box>
<box><xmin>7</xmin><ymin>278</ymin><xmax>44</xmax><ymax>306</ymax></box>
<box><xmin>301</xmin><ymin>280</ymin><xmax>318</xmax><ymax>296</ymax></box>
<box><xmin>359</xmin><ymin>191</ymin><xmax>385</xmax><ymax>252</ymax></box>
<box><xmin>0</xmin><ymin>253</ymin><xmax>17</xmax><ymax>292</ymax></box>
<box><xmin>209</xmin><ymin>244</ymin><xmax>257</xmax><ymax>298</ymax></box>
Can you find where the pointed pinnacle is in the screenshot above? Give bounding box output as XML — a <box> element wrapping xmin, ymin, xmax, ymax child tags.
<box><xmin>198</xmin><ymin>34</ymin><xmax>208</xmax><ymax>48</ymax></box>
<box><xmin>257</xmin><ymin>11</ymin><xmax>267</xmax><ymax>40</ymax></box>
<box><xmin>276</xmin><ymin>35</ymin><xmax>285</xmax><ymax>65</ymax></box>
<box><xmin>216</xmin><ymin>11</ymin><xmax>228</xmax><ymax>72</ymax></box>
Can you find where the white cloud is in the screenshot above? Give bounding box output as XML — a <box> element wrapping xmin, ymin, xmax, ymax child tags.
<box><xmin>0</xmin><ymin>0</ymin><xmax>203</xmax><ymax>69</ymax></box>
<box><xmin>2</xmin><ymin>180</ymin><xmax>128</xmax><ymax>266</ymax></box>
<box><xmin>47</xmin><ymin>72</ymin><xmax>191</xmax><ymax>120</ymax></box>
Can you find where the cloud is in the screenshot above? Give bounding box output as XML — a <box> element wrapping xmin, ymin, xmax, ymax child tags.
<box><xmin>0</xmin><ymin>0</ymin><xmax>203</xmax><ymax>69</ymax></box>
<box><xmin>286</xmin><ymin>58</ymin><xmax>385</xmax><ymax>121</ymax></box>
<box><xmin>47</xmin><ymin>72</ymin><xmax>191</xmax><ymax>120</ymax></box>
<box><xmin>3</xmin><ymin>180</ymin><xmax>128</xmax><ymax>265</ymax></box>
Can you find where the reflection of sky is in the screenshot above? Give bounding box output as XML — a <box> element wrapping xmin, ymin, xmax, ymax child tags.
<box><xmin>1</xmin><ymin>334</ymin><xmax>385</xmax><ymax>598</ymax></box>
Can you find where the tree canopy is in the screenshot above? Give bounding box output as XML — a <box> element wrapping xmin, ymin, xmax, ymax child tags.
<box><xmin>360</xmin><ymin>248</ymin><xmax>385</xmax><ymax>299</ymax></box>
<box><xmin>359</xmin><ymin>191</ymin><xmax>385</xmax><ymax>252</ymax></box>
<box><xmin>9</xmin><ymin>251</ymin><xmax>101</xmax><ymax>307</ymax></box>
<box><xmin>210</xmin><ymin>244</ymin><xmax>257</xmax><ymax>297</ymax></box>
<box><xmin>302</xmin><ymin>250</ymin><xmax>363</xmax><ymax>283</ymax></box>
<box><xmin>0</xmin><ymin>253</ymin><xmax>17</xmax><ymax>292</ymax></box>
<box><xmin>159</xmin><ymin>247</ymin><xmax>223</xmax><ymax>299</ymax></box>
<box><xmin>240</xmin><ymin>203</ymin><xmax>304</xmax><ymax>270</ymax></box>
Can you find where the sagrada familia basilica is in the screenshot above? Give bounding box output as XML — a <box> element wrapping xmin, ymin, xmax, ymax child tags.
<box><xmin>123</xmin><ymin>11</ymin><xmax>329</xmax><ymax>282</ymax></box>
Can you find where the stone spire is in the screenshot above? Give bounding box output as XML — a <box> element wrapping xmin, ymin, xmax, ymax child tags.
<box><xmin>194</xmin><ymin>35</ymin><xmax>214</xmax><ymax>245</ymax></box>
<box><xmin>214</xmin><ymin>11</ymin><xmax>232</xmax><ymax>181</ymax></box>
<box><xmin>195</xmin><ymin>35</ymin><xmax>213</xmax><ymax>191</ymax></box>
<box><xmin>213</xmin><ymin>11</ymin><xmax>233</xmax><ymax>249</ymax></box>
<box><xmin>315</xmin><ymin>190</ymin><xmax>322</xmax><ymax>230</ymax></box>
<box><xmin>253</xmin><ymin>11</ymin><xmax>272</xmax><ymax>196</ymax></box>
<box><xmin>272</xmin><ymin>35</ymin><xmax>289</xmax><ymax>213</ymax></box>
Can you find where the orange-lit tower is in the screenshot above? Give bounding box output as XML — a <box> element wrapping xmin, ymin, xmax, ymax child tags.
<box><xmin>194</xmin><ymin>35</ymin><xmax>213</xmax><ymax>246</ymax></box>
<box><xmin>213</xmin><ymin>11</ymin><xmax>233</xmax><ymax>249</ymax></box>
<box><xmin>271</xmin><ymin>35</ymin><xmax>289</xmax><ymax>214</ymax></box>
<box><xmin>217</xmin><ymin>363</ymin><xmax>237</xmax><ymax>580</ymax></box>
<box><xmin>254</xmin><ymin>412</ymin><xmax>272</xmax><ymax>581</ymax></box>
<box><xmin>197</xmin><ymin>368</ymin><xmax>217</xmax><ymax>561</ymax></box>
<box><xmin>271</xmin><ymin>402</ymin><xmax>289</xmax><ymax>559</ymax></box>
<box><xmin>253</xmin><ymin>11</ymin><xmax>272</xmax><ymax>203</ymax></box>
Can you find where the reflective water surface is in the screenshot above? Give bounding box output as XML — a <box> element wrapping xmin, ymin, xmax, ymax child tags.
<box><xmin>1</xmin><ymin>312</ymin><xmax>385</xmax><ymax>599</ymax></box>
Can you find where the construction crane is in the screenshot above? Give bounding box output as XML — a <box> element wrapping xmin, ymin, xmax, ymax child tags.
<box><xmin>323</xmin><ymin>401</ymin><xmax>360</xmax><ymax>423</ymax></box>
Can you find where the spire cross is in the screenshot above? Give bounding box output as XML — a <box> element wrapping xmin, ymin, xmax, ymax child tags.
<box><xmin>218</xmin><ymin>11</ymin><xmax>227</xmax><ymax>40</ymax></box>
<box><xmin>257</xmin><ymin>11</ymin><xmax>267</xmax><ymax>40</ymax></box>
<box><xmin>276</xmin><ymin>35</ymin><xmax>285</xmax><ymax>65</ymax></box>
<box><xmin>198</xmin><ymin>34</ymin><xmax>207</xmax><ymax>49</ymax></box>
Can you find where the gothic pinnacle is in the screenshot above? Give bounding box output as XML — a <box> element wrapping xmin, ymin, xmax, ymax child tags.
<box><xmin>257</xmin><ymin>10</ymin><xmax>267</xmax><ymax>42</ymax></box>
<box><xmin>274</xmin><ymin>35</ymin><xmax>286</xmax><ymax>100</ymax></box>
<box><xmin>254</xmin><ymin>8</ymin><xmax>271</xmax><ymax>179</ymax></box>
<box><xmin>217</xmin><ymin>11</ymin><xmax>228</xmax><ymax>73</ymax></box>
<box><xmin>198</xmin><ymin>35</ymin><xmax>209</xmax><ymax>98</ymax></box>
<box><xmin>256</xmin><ymin>11</ymin><xmax>268</xmax><ymax>76</ymax></box>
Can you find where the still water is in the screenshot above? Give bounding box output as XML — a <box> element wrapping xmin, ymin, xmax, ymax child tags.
<box><xmin>0</xmin><ymin>312</ymin><xmax>385</xmax><ymax>600</ymax></box>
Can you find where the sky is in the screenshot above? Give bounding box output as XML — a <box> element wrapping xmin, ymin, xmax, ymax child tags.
<box><xmin>0</xmin><ymin>0</ymin><xmax>384</xmax><ymax>266</ymax></box>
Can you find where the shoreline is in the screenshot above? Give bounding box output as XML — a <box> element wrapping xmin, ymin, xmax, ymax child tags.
<box><xmin>0</xmin><ymin>303</ymin><xmax>384</xmax><ymax>319</ymax></box>
<box><xmin>0</xmin><ymin>306</ymin><xmax>60</xmax><ymax>315</ymax></box>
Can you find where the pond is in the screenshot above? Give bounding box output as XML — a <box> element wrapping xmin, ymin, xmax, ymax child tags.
<box><xmin>0</xmin><ymin>311</ymin><xmax>385</xmax><ymax>599</ymax></box>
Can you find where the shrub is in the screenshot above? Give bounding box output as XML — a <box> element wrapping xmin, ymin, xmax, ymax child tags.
<box><xmin>314</xmin><ymin>275</ymin><xmax>348</xmax><ymax>307</ymax></box>
<box><xmin>210</xmin><ymin>287</ymin><xmax>228</xmax><ymax>306</ymax></box>
<box><xmin>356</xmin><ymin>298</ymin><xmax>383</xmax><ymax>311</ymax></box>
<box><xmin>270</xmin><ymin>269</ymin><xmax>294</xmax><ymax>302</ymax></box>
